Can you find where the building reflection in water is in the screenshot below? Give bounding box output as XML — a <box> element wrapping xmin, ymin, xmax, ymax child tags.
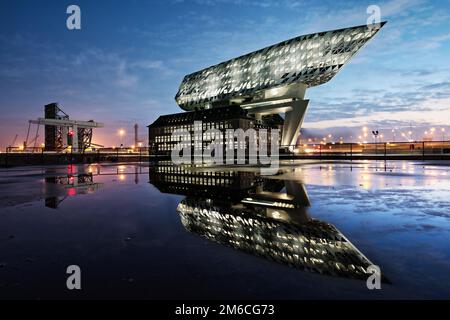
<box><xmin>44</xmin><ymin>168</ymin><xmax>103</xmax><ymax>209</ymax></box>
<box><xmin>149</xmin><ymin>162</ymin><xmax>386</xmax><ymax>282</ymax></box>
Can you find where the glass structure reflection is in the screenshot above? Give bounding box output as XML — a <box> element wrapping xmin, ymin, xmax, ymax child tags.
<box><xmin>149</xmin><ymin>163</ymin><xmax>387</xmax><ymax>281</ymax></box>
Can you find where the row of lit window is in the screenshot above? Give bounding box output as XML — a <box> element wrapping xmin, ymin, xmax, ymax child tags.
<box><xmin>155</xmin><ymin>133</ymin><xmax>274</xmax><ymax>143</ymax></box>
<box><xmin>158</xmin><ymin>122</ymin><xmax>234</xmax><ymax>134</ymax></box>
<box><xmin>156</xmin><ymin>167</ymin><xmax>235</xmax><ymax>177</ymax></box>
<box><xmin>158</xmin><ymin>144</ymin><xmax>263</xmax><ymax>151</ymax></box>
<box><xmin>163</xmin><ymin>175</ymin><xmax>232</xmax><ymax>186</ymax></box>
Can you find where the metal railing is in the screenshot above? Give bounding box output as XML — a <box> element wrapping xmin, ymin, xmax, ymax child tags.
<box><xmin>3</xmin><ymin>141</ymin><xmax>450</xmax><ymax>165</ymax></box>
<box><xmin>284</xmin><ymin>140</ymin><xmax>450</xmax><ymax>158</ymax></box>
<box><xmin>4</xmin><ymin>146</ymin><xmax>150</xmax><ymax>155</ymax></box>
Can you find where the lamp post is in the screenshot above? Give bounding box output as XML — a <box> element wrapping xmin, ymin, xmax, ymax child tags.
<box><xmin>372</xmin><ymin>130</ymin><xmax>379</xmax><ymax>155</ymax></box>
<box><xmin>118</xmin><ymin>129</ymin><xmax>125</xmax><ymax>149</ymax></box>
<box><xmin>362</xmin><ymin>127</ymin><xmax>369</xmax><ymax>143</ymax></box>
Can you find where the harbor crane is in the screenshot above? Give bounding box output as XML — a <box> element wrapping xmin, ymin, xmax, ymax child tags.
<box><xmin>26</xmin><ymin>103</ymin><xmax>104</xmax><ymax>153</ymax></box>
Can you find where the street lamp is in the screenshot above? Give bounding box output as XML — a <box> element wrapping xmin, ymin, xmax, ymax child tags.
<box><xmin>391</xmin><ymin>129</ymin><xmax>396</xmax><ymax>142</ymax></box>
<box><xmin>118</xmin><ymin>129</ymin><xmax>125</xmax><ymax>148</ymax></box>
<box><xmin>372</xmin><ymin>130</ymin><xmax>379</xmax><ymax>155</ymax></box>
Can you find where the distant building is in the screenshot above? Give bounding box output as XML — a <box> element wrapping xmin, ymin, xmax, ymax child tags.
<box><xmin>149</xmin><ymin>23</ymin><xmax>385</xmax><ymax>154</ymax></box>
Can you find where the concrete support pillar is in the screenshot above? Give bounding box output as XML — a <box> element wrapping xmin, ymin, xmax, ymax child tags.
<box><xmin>284</xmin><ymin>180</ymin><xmax>311</xmax><ymax>224</ymax></box>
<box><xmin>62</xmin><ymin>127</ymin><xmax>68</xmax><ymax>149</ymax></box>
<box><xmin>281</xmin><ymin>99</ymin><xmax>309</xmax><ymax>149</ymax></box>
<box><xmin>285</xmin><ymin>180</ymin><xmax>311</xmax><ymax>206</ymax></box>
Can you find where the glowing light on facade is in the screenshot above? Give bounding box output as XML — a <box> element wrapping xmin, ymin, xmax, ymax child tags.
<box><xmin>175</xmin><ymin>23</ymin><xmax>386</xmax><ymax>110</ymax></box>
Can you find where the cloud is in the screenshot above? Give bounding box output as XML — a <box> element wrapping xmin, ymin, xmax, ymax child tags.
<box><xmin>303</xmin><ymin>78</ymin><xmax>450</xmax><ymax>129</ymax></box>
<box><xmin>422</xmin><ymin>81</ymin><xmax>450</xmax><ymax>91</ymax></box>
<box><xmin>130</xmin><ymin>59</ymin><xmax>174</xmax><ymax>76</ymax></box>
<box><xmin>1</xmin><ymin>0</ymin><xmax>450</xmax><ymax>148</ymax></box>
<box><xmin>0</xmin><ymin>31</ymin><xmax>181</xmax><ymax>148</ymax></box>
<box><xmin>171</xmin><ymin>0</ymin><xmax>308</xmax><ymax>9</ymax></box>
<box><xmin>115</xmin><ymin>61</ymin><xmax>138</xmax><ymax>88</ymax></box>
<box><xmin>411</xmin><ymin>33</ymin><xmax>450</xmax><ymax>50</ymax></box>
<box><xmin>304</xmin><ymin>97</ymin><xmax>450</xmax><ymax>129</ymax></box>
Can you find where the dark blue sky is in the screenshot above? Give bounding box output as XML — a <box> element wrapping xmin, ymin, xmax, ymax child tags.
<box><xmin>1</xmin><ymin>0</ymin><xmax>450</xmax><ymax>147</ymax></box>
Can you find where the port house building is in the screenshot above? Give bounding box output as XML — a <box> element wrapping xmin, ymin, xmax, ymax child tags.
<box><xmin>148</xmin><ymin>23</ymin><xmax>385</xmax><ymax>156</ymax></box>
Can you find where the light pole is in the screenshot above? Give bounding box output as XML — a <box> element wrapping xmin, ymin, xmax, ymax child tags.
<box><xmin>362</xmin><ymin>126</ymin><xmax>368</xmax><ymax>143</ymax></box>
<box><xmin>372</xmin><ymin>130</ymin><xmax>379</xmax><ymax>155</ymax></box>
<box><xmin>118</xmin><ymin>129</ymin><xmax>125</xmax><ymax>148</ymax></box>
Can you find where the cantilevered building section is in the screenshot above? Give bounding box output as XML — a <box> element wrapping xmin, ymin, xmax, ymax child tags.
<box><xmin>174</xmin><ymin>23</ymin><xmax>385</xmax><ymax>148</ymax></box>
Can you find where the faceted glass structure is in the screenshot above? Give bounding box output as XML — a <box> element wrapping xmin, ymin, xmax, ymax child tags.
<box><xmin>149</xmin><ymin>23</ymin><xmax>386</xmax><ymax>151</ymax></box>
<box><xmin>175</xmin><ymin>23</ymin><xmax>386</xmax><ymax>111</ymax></box>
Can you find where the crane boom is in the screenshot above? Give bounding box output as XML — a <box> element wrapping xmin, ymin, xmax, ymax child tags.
<box><xmin>10</xmin><ymin>134</ymin><xmax>18</xmax><ymax>147</ymax></box>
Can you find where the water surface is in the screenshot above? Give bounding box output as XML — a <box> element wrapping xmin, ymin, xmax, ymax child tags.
<box><xmin>0</xmin><ymin>160</ymin><xmax>449</xmax><ymax>299</ymax></box>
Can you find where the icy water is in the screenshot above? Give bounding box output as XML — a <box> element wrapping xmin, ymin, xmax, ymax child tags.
<box><xmin>0</xmin><ymin>160</ymin><xmax>449</xmax><ymax>299</ymax></box>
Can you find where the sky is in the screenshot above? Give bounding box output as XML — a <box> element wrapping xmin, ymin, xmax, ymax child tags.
<box><xmin>0</xmin><ymin>0</ymin><xmax>450</xmax><ymax>148</ymax></box>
